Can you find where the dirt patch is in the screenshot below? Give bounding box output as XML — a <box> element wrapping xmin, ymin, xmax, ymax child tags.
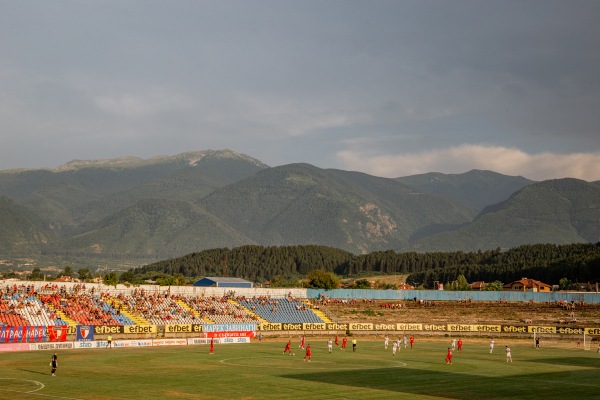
<box><xmin>321</xmin><ymin>299</ymin><xmax>600</xmax><ymax>326</ymax></box>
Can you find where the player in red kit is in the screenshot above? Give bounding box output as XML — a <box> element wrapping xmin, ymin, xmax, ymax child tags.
<box><xmin>335</xmin><ymin>335</ymin><xmax>339</xmax><ymax>346</ymax></box>
<box><xmin>283</xmin><ymin>340</ymin><xmax>294</xmax><ymax>355</ymax></box>
<box><xmin>209</xmin><ymin>337</ymin><xmax>214</xmax><ymax>354</ymax></box>
<box><xmin>445</xmin><ymin>347</ymin><xmax>453</xmax><ymax>364</ymax></box>
<box><xmin>304</xmin><ymin>344</ymin><xmax>312</xmax><ymax>362</ymax></box>
<box><xmin>457</xmin><ymin>338</ymin><xmax>463</xmax><ymax>352</ymax></box>
<box><xmin>342</xmin><ymin>336</ymin><xmax>347</xmax><ymax>350</ymax></box>
<box><xmin>410</xmin><ymin>336</ymin><xmax>415</xmax><ymax>348</ymax></box>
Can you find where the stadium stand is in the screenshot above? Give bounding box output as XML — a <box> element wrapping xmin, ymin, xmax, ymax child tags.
<box><xmin>238</xmin><ymin>297</ymin><xmax>324</xmax><ymax>323</ymax></box>
<box><xmin>1</xmin><ymin>283</ymin><xmax>327</xmax><ymax>327</ymax></box>
<box><xmin>179</xmin><ymin>295</ymin><xmax>258</xmax><ymax>324</ymax></box>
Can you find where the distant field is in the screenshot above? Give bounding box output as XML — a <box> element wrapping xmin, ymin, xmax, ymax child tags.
<box><xmin>342</xmin><ymin>274</ymin><xmax>408</xmax><ymax>287</ymax></box>
<box><xmin>364</xmin><ymin>274</ymin><xmax>408</xmax><ymax>285</ymax></box>
<box><xmin>1</xmin><ymin>338</ymin><xmax>599</xmax><ymax>399</ymax></box>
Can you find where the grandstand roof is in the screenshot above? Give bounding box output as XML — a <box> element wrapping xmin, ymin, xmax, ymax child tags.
<box><xmin>193</xmin><ymin>277</ymin><xmax>253</xmax><ymax>288</ymax></box>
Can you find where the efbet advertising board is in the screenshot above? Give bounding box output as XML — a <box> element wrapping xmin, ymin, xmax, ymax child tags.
<box><xmin>165</xmin><ymin>324</ymin><xmax>203</xmax><ymax>334</ymax></box>
<box><xmin>255</xmin><ymin>321</ymin><xmax>600</xmax><ymax>335</ymax></box>
<box><xmin>91</xmin><ymin>325</ymin><xmax>157</xmax><ymax>335</ymax></box>
<box><xmin>60</xmin><ymin>322</ymin><xmax>600</xmax><ymax>336</ymax></box>
<box><xmin>259</xmin><ymin>322</ymin><xmax>350</xmax><ymax>331</ymax></box>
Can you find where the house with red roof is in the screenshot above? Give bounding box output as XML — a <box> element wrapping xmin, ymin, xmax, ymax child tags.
<box><xmin>469</xmin><ymin>281</ymin><xmax>488</xmax><ymax>291</ymax></box>
<box><xmin>502</xmin><ymin>278</ymin><xmax>552</xmax><ymax>292</ymax></box>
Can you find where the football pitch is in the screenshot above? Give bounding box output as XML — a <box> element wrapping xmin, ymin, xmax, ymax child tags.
<box><xmin>1</xmin><ymin>338</ymin><xmax>599</xmax><ymax>399</ymax></box>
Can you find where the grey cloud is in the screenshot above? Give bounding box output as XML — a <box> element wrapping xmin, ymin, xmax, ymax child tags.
<box><xmin>1</xmin><ymin>0</ymin><xmax>599</xmax><ymax>177</ymax></box>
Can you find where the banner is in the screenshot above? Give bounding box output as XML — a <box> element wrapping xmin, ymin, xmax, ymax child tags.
<box><xmin>0</xmin><ymin>343</ymin><xmax>30</xmax><ymax>352</ymax></box>
<box><xmin>447</xmin><ymin>324</ymin><xmax>501</xmax><ymax>333</ymax></box>
<box><xmin>303</xmin><ymin>323</ymin><xmax>326</xmax><ymax>330</ymax></box>
<box><xmin>260</xmin><ymin>322</ymin><xmax>282</xmax><ymax>331</ymax></box>
<box><xmin>281</xmin><ymin>323</ymin><xmax>303</xmax><ymax>331</ymax></box>
<box><xmin>501</xmin><ymin>325</ymin><xmax>528</xmax><ymax>333</ymax></box>
<box><xmin>0</xmin><ymin>326</ymin><xmax>45</xmax><ymax>343</ymax></box>
<box><xmin>12</xmin><ymin>326</ymin><xmax>23</xmax><ymax>343</ymax></box>
<box><xmin>123</xmin><ymin>325</ymin><xmax>156</xmax><ymax>334</ymax></box>
<box><xmin>2</xmin><ymin>326</ymin><xmax>13</xmax><ymax>343</ymax></box>
<box><xmin>200</xmin><ymin>323</ymin><xmax>256</xmax><ymax>339</ymax></box>
<box><xmin>24</xmin><ymin>322</ymin><xmax>595</xmax><ymax>338</ymax></box>
<box><xmin>396</xmin><ymin>323</ymin><xmax>423</xmax><ymax>331</ymax></box>
<box><xmin>165</xmin><ymin>324</ymin><xmax>193</xmax><ymax>333</ymax></box>
<box><xmin>188</xmin><ymin>337</ymin><xmax>251</xmax><ymax>345</ymax></box>
<box><xmin>202</xmin><ymin>331</ymin><xmax>255</xmax><ymax>339</ymax></box>
<box><xmin>48</xmin><ymin>326</ymin><xmax>68</xmax><ymax>342</ymax></box>
<box><xmin>527</xmin><ymin>326</ymin><xmax>556</xmax><ymax>334</ymax></box>
<box><xmin>585</xmin><ymin>327</ymin><xmax>600</xmax><ymax>335</ymax></box>
<box><xmin>349</xmin><ymin>323</ymin><xmax>373</xmax><ymax>331</ymax></box>
<box><xmin>29</xmin><ymin>342</ymin><xmax>74</xmax><ymax>351</ymax></box>
<box><xmin>375</xmin><ymin>323</ymin><xmax>397</xmax><ymax>331</ymax></box>
<box><xmin>152</xmin><ymin>338</ymin><xmax>188</xmax><ymax>347</ymax></box>
<box><xmin>325</xmin><ymin>323</ymin><xmax>348</xmax><ymax>331</ymax></box>
<box><xmin>89</xmin><ymin>339</ymin><xmax>153</xmax><ymax>349</ymax></box>
<box><xmin>113</xmin><ymin>339</ymin><xmax>153</xmax><ymax>348</ymax></box>
<box><xmin>24</xmin><ymin>326</ymin><xmax>45</xmax><ymax>342</ymax></box>
<box><xmin>94</xmin><ymin>325</ymin><xmax>124</xmax><ymax>335</ymax></box>
<box><xmin>76</xmin><ymin>325</ymin><xmax>94</xmax><ymax>341</ymax></box>
<box><xmin>202</xmin><ymin>323</ymin><xmax>257</xmax><ymax>332</ymax></box>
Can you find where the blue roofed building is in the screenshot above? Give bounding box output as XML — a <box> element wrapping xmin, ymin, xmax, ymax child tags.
<box><xmin>193</xmin><ymin>277</ymin><xmax>253</xmax><ymax>288</ymax></box>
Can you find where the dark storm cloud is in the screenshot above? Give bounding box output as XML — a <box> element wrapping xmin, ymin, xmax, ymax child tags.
<box><xmin>0</xmin><ymin>0</ymin><xmax>599</xmax><ymax>179</ymax></box>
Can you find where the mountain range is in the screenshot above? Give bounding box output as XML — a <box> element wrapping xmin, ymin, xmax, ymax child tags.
<box><xmin>1</xmin><ymin>149</ymin><xmax>599</xmax><ymax>265</ymax></box>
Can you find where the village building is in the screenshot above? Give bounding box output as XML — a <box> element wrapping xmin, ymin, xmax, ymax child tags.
<box><xmin>193</xmin><ymin>277</ymin><xmax>253</xmax><ymax>288</ymax></box>
<box><xmin>502</xmin><ymin>278</ymin><xmax>552</xmax><ymax>292</ymax></box>
<box><xmin>469</xmin><ymin>281</ymin><xmax>488</xmax><ymax>291</ymax></box>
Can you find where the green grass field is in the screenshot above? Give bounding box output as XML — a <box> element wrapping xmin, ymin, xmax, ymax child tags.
<box><xmin>1</xmin><ymin>338</ymin><xmax>599</xmax><ymax>399</ymax></box>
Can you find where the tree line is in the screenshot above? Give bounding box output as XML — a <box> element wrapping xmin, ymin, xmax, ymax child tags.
<box><xmin>132</xmin><ymin>243</ymin><xmax>600</xmax><ymax>289</ymax></box>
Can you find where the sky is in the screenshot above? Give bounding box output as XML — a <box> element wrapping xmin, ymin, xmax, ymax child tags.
<box><xmin>1</xmin><ymin>0</ymin><xmax>600</xmax><ymax>181</ymax></box>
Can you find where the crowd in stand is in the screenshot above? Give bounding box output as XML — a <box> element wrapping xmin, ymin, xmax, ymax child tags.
<box><xmin>1</xmin><ymin>284</ymin><xmax>323</xmax><ymax>327</ymax></box>
<box><xmin>119</xmin><ymin>291</ymin><xmax>199</xmax><ymax>325</ymax></box>
<box><xmin>1</xmin><ymin>284</ymin><xmax>61</xmax><ymax>326</ymax></box>
<box><xmin>179</xmin><ymin>294</ymin><xmax>258</xmax><ymax>324</ymax></box>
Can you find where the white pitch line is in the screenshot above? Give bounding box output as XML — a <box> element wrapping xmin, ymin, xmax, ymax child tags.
<box><xmin>0</xmin><ymin>378</ymin><xmax>89</xmax><ymax>400</ymax></box>
<box><xmin>0</xmin><ymin>378</ymin><xmax>45</xmax><ymax>393</ymax></box>
<box><xmin>0</xmin><ymin>389</ymin><xmax>88</xmax><ymax>400</ymax></box>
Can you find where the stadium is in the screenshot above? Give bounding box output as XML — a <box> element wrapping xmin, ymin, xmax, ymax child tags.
<box><xmin>1</xmin><ymin>279</ymin><xmax>600</xmax><ymax>399</ymax></box>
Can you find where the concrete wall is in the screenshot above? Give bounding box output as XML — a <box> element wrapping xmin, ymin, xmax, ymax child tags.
<box><xmin>3</xmin><ymin>279</ymin><xmax>599</xmax><ymax>303</ymax></box>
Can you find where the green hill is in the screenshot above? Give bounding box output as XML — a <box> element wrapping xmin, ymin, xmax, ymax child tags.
<box><xmin>69</xmin><ymin>154</ymin><xmax>267</xmax><ymax>228</ymax></box>
<box><xmin>409</xmin><ymin>178</ymin><xmax>600</xmax><ymax>252</ymax></box>
<box><xmin>55</xmin><ymin>198</ymin><xmax>255</xmax><ymax>259</ymax></box>
<box><xmin>0</xmin><ymin>195</ymin><xmax>55</xmax><ymax>255</ymax></box>
<box><xmin>396</xmin><ymin>169</ymin><xmax>534</xmax><ymax>211</ymax></box>
<box><xmin>2</xmin><ymin>150</ymin><xmax>267</xmax><ymax>235</ymax></box>
<box><xmin>199</xmin><ymin>164</ymin><xmax>475</xmax><ymax>254</ymax></box>
<box><xmin>1</xmin><ymin>150</ymin><xmax>599</xmax><ymax>264</ymax></box>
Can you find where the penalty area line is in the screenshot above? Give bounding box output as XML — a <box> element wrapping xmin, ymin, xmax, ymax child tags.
<box><xmin>0</xmin><ymin>378</ymin><xmax>45</xmax><ymax>393</ymax></box>
<box><xmin>0</xmin><ymin>388</ymin><xmax>85</xmax><ymax>400</ymax></box>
